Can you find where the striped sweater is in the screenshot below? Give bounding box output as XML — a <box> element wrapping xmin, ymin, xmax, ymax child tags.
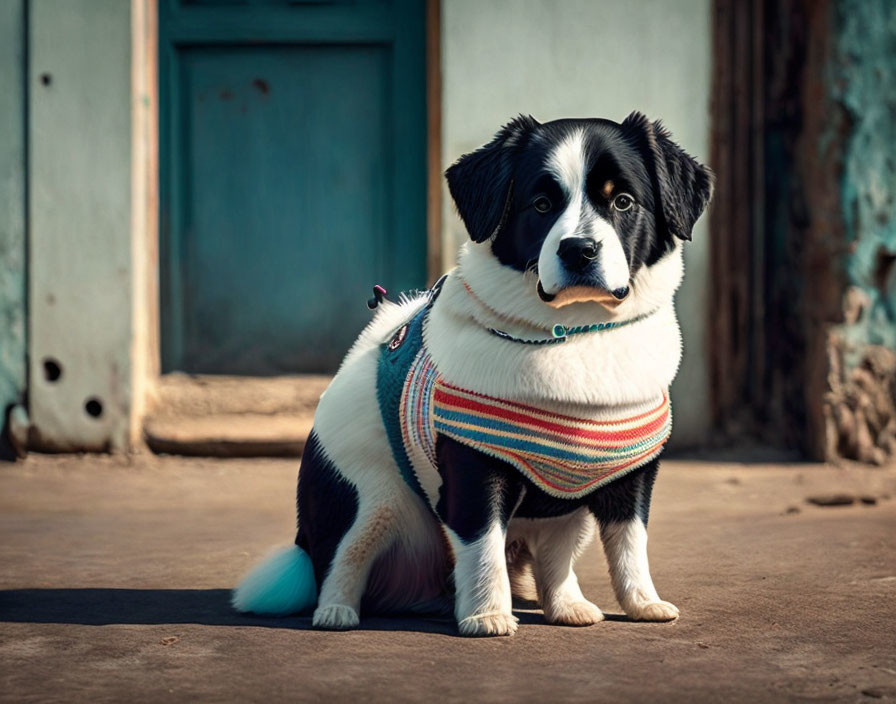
<box><xmin>377</xmin><ymin>296</ymin><xmax>672</xmax><ymax>504</ymax></box>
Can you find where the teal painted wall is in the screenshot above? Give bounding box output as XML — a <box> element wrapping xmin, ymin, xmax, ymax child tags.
<box><xmin>0</xmin><ymin>0</ymin><xmax>27</xmax><ymax>448</ymax></box>
<box><xmin>758</xmin><ymin>0</ymin><xmax>896</xmax><ymax>460</ymax></box>
<box><xmin>823</xmin><ymin>0</ymin><xmax>896</xmax><ymax>463</ymax></box>
<box><xmin>830</xmin><ymin>0</ymin><xmax>896</xmax><ymax>353</ymax></box>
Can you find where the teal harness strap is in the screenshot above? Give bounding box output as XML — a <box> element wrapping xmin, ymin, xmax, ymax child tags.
<box><xmin>376</xmin><ymin>277</ymin><xmax>446</xmax><ymax>508</ymax></box>
<box><xmin>376</xmin><ymin>306</ymin><xmax>429</xmax><ymax>503</ymax></box>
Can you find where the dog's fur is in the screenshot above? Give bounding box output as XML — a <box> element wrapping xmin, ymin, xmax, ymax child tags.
<box><xmin>233</xmin><ymin>113</ymin><xmax>713</xmax><ymax>636</ymax></box>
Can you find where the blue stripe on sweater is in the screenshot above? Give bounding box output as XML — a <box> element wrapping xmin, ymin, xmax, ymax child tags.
<box><xmin>433</xmin><ymin>410</ymin><xmax>667</xmax><ymax>463</ymax></box>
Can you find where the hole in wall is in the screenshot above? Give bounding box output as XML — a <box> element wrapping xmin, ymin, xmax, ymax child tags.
<box><xmin>84</xmin><ymin>398</ymin><xmax>103</xmax><ymax>419</ymax></box>
<box><xmin>43</xmin><ymin>358</ymin><xmax>62</xmax><ymax>382</ymax></box>
<box><xmin>40</xmin><ymin>72</ymin><xmax>51</xmax><ymax>86</ymax></box>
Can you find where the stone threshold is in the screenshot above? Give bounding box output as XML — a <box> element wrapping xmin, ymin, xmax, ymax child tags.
<box><xmin>143</xmin><ymin>373</ymin><xmax>330</xmax><ymax>457</ymax></box>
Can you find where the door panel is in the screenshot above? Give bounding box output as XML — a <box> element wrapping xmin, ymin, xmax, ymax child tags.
<box><xmin>160</xmin><ymin>0</ymin><xmax>426</xmax><ymax>374</ymax></box>
<box><xmin>182</xmin><ymin>46</ymin><xmax>390</xmax><ymax>372</ymax></box>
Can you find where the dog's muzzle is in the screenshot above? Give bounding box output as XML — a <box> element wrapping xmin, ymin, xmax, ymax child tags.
<box><xmin>538</xmin><ymin>236</ymin><xmax>630</xmax><ymax>309</ymax></box>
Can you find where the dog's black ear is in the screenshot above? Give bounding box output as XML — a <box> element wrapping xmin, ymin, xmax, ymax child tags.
<box><xmin>622</xmin><ymin>111</ymin><xmax>714</xmax><ymax>241</ymax></box>
<box><xmin>445</xmin><ymin>115</ymin><xmax>539</xmax><ymax>243</ymax></box>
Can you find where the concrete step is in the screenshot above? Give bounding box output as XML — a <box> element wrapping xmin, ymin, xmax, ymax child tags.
<box><xmin>144</xmin><ymin>413</ymin><xmax>314</xmax><ymax>457</ymax></box>
<box><xmin>143</xmin><ymin>373</ymin><xmax>330</xmax><ymax>457</ymax></box>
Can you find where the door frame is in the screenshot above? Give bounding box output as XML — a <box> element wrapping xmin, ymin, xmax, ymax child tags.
<box><xmin>708</xmin><ymin>0</ymin><xmax>766</xmax><ymax>442</ymax></box>
<box><xmin>133</xmin><ymin>0</ymin><xmax>442</xmax><ymax>425</ymax></box>
<box><xmin>709</xmin><ymin>0</ymin><xmax>839</xmax><ymax>459</ymax></box>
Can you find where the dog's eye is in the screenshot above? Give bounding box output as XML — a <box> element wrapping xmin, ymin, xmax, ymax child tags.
<box><xmin>533</xmin><ymin>195</ymin><xmax>552</xmax><ymax>214</ymax></box>
<box><xmin>611</xmin><ymin>193</ymin><xmax>635</xmax><ymax>212</ymax></box>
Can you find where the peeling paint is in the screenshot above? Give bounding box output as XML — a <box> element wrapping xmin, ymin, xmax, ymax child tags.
<box><xmin>830</xmin><ymin>0</ymin><xmax>896</xmax><ymax>353</ymax></box>
<box><xmin>823</xmin><ymin>0</ymin><xmax>896</xmax><ymax>463</ymax></box>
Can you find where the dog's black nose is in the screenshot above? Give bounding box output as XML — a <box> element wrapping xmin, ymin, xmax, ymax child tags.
<box><xmin>557</xmin><ymin>237</ymin><xmax>600</xmax><ymax>273</ymax></box>
<box><xmin>612</xmin><ymin>286</ymin><xmax>629</xmax><ymax>300</ymax></box>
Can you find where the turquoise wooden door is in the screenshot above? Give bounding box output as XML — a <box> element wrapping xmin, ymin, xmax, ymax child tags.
<box><xmin>159</xmin><ymin>0</ymin><xmax>427</xmax><ymax>374</ymax></box>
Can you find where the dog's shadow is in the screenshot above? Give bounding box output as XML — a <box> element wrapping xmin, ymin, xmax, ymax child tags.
<box><xmin>0</xmin><ymin>589</ymin><xmax>631</xmax><ymax>635</ymax></box>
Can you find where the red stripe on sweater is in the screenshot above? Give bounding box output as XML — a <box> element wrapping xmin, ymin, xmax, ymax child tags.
<box><xmin>438</xmin><ymin>381</ymin><xmax>666</xmax><ymax>427</ymax></box>
<box><xmin>434</xmin><ymin>387</ymin><xmax>669</xmax><ymax>444</ymax></box>
<box><xmin>498</xmin><ymin>446</ymin><xmax>663</xmax><ymax>494</ymax></box>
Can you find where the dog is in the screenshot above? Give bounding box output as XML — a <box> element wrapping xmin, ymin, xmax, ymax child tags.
<box><xmin>233</xmin><ymin>113</ymin><xmax>713</xmax><ymax>636</ymax></box>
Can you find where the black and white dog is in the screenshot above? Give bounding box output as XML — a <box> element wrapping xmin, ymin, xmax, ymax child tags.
<box><xmin>233</xmin><ymin>113</ymin><xmax>713</xmax><ymax>636</ymax></box>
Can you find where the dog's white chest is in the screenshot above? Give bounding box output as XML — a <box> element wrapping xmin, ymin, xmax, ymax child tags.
<box><xmin>423</xmin><ymin>274</ymin><xmax>682</xmax><ymax>409</ymax></box>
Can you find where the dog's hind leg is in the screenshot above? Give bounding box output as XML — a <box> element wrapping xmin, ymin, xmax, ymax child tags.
<box><xmin>296</xmin><ymin>433</ymin><xmax>404</xmax><ymax>630</ymax></box>
<box><xmin>510</xmin><ymin>508</ymin><xmax>603</xmax><ymax>626</ymax></box>
<box><xmin>311</xmin><ymin>500</ymin><xmax>400</xmax><ymax>629</ymax></box>
<box><xmin>506</xmin><ymin>539</ymin><xmax>538</xmax><ymax>604</ymax></box>
<box><xmin>590</xmin><ymin>459</ymin><xmax>679</xmax><ymax>622</ymax></box>
<box><xmin>302</xmin><ymin>344</ymin><xmax>424</xmax><ymax>629</ymax></box>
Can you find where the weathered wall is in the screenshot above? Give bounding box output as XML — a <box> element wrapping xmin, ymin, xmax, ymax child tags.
<box><xmin>27</xmin><ymin>0</ymin><xmax>134</xmax><ymax>451</ymax></box>
<box><xmin>441</xmin><ymin>0</ymin><xmax>713</xmax><ymax>446</ymax></box>
<box><xmin>0</xmin><ymin>0</ymin><xmax>27</xmax><ymax>457</ymax></box>
<box><xmin>761</xmin><ymin>0</ymin><xmax>896</xmax><ymax>462</ymax></box>
<box><xmin>831</xmin><ymin>0</ymin><xmax>896</xmax><ymax>353</ymax></box>
<box><xmin>823</xmin><ymin>0</ymin><xmax>896</xmax><ymax>463</ymax></box>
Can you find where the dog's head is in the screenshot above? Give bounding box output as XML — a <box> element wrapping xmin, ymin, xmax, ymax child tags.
<box><xmin>446</xmin><ymin>114</ymin><xmax>713</xmax><ymax>310</ymax></box>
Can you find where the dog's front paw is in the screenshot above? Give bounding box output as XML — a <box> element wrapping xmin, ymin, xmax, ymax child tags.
<box><xmin>626</xmin><ymin>600</ymin><xmax>679</xmax><ymax>622</ymax></box>
<box><xmin>544</xmin><ymin>598</ymin><xmax>604</xmax><ymax>626</ymax></box>
<box><xmin>312</xmin><ymin>604</ymin><xmax>360</xmax><ymax>630</ymax></box>
<box><xmin>457</xmin><ymin>611</ymin><xmax>519</xmax><ymax>637</ymax></box>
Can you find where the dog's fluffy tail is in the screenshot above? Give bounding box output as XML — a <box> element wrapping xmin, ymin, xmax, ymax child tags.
<box><xmin>232</xmin><ymin>545</ymin><xmax>317</xmax><ymax>616</ymax></box>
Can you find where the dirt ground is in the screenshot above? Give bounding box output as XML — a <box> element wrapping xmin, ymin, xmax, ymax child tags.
<box><xmin>1</xmin><ymin>453</ymin><xmax>894</xmax><ymax>703</ymax></box>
